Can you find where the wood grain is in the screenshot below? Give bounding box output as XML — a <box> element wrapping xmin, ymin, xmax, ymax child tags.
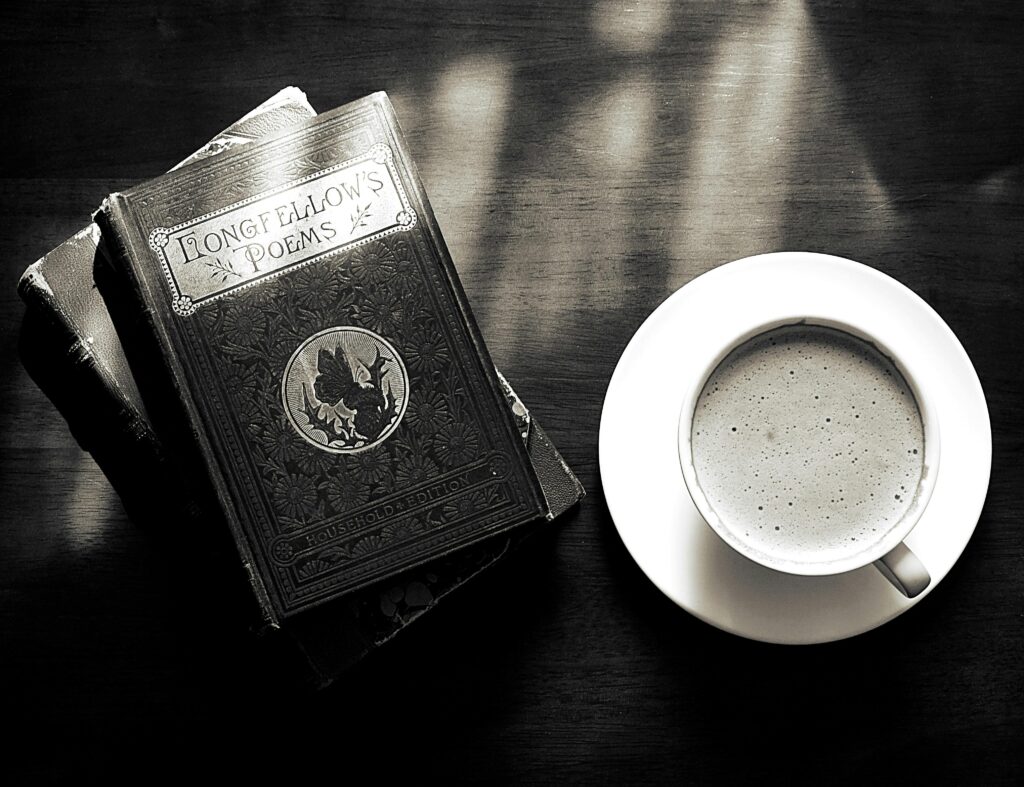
<box><xmin>2</xmin><ymin>1</ymin><xmax>1021</xmax><ymax>782</ymax></box>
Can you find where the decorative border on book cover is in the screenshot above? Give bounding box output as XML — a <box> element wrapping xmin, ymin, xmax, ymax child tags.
<box><xmin>147</xmin><ymin>143</ymin><xmax>416</xmax><ymax>316</ymax></box>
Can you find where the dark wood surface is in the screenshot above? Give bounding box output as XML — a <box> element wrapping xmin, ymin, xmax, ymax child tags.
<box><xmin>2</xmin><ymin>1</ymin><xmax>1022</xmax><ymax>782</ymax></box>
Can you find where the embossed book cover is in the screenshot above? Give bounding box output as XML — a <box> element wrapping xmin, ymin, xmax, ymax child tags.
<box><xmin>95</xmin><ymin>92</ymin><xmax>549</xmax><ymax>624</ymax></box>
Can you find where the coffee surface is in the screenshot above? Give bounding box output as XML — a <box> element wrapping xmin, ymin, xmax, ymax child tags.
<box><xmin>690</xmin><ymin>324</ymin><xmax>925</xmax><ymax>566</ymax></box>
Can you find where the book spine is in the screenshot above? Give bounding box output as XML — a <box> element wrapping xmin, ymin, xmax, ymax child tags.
<box><xmin>94</xmin><ymin>196</ymin><xmax>279</xmax><ymax>628</ymax></box>
<box><xmin>17</xmin><ymin>260</ymin><xmax>197</xmax><ymax>529</ymax></box>
<box><xmin>18</xmin><ymin>254</ymin><xmax>163</xmax><ymax>456</ymax></box>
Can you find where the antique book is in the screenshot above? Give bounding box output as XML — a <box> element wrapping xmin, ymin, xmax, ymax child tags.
<box><xmin>19</xmin><ymin>89</ymin><xmax>582</xmax><ymax>686</ymax></box>
<box><xmin>94</xmin><ymin>92</ymin><xmax>559</xmax><ymax>627</ymax></box>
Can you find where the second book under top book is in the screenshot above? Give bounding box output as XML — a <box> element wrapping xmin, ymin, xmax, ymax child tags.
<box><xmin>95</xmin><ymin>92</ymin><xmax>548</xmax><ymax>625</ymax></box>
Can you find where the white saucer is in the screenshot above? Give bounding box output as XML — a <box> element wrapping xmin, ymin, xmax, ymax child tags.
<box><xmin>599</xmin><ymin>252</ymin><xmax>991</xmax><ymax>643</ymax></box>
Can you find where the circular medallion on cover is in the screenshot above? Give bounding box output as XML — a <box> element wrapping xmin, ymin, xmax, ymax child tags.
<box><xmin>282</xmin><ymin>327</ymin><xmax>409</xmax><ymax>453</ymax></box>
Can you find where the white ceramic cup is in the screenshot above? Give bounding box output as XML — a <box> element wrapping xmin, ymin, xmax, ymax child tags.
<box><xmin>677</xmin><ymin>316</ymin><xmax>939</xmax><ymax>598</ymax></box>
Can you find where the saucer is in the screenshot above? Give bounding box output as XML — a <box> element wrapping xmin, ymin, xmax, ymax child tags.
<box><xmin>599</xmin><ymin>252</ymin><xmax>991</xmax><ymax>643</ymax></box>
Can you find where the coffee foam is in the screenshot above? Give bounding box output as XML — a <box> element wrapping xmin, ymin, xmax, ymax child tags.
<box><xmin>690</xmin><ymin>324</ymin><xmax>925</xmax><ymax>566</ymax></box>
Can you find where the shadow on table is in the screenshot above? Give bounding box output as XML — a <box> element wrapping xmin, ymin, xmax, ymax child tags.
<box><xmin>597</xmin><ymin>486</ymin><xmax>1018</xmax><ymax>784</ymax></box>
<box><xmin>805</xmin><ymin>0</ymin><xmax>1024</xmax><ymax>187</ymax></box>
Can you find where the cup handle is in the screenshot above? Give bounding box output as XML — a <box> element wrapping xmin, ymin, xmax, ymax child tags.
<box><xmin>873</xmin><ymin>542</ymin><xmax>931</xmax><ymax>598</ymax></box>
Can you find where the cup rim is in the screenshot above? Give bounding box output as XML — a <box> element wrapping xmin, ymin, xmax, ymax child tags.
<box><xmin>677</xmin><ymin>315</ymin><xmax>942</xmax><ymax>577</ymax></box>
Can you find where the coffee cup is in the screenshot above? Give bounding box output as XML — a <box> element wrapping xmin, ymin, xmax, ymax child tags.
<box><xmin>677</xmin><ymin>316</ymin><xmax>938</xmax><ymax>597</ymax></box>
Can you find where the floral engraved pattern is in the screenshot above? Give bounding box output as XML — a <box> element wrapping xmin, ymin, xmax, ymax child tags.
<box><xmin>172</xmin><ymin>295</ymin><xmax>196</xmax><ymax>316</ymax></box>
<box><xmin>303</xmin><ymin>147</ymin><xmax>336</xmax><ymax>169</ymax></box>
<box><xmin>382</xmin><ymin>518</ymin><xmax>425</xmax><ymax>542</ymax></box>
<box><xmin>441</xmin><ymin>487</ymin><xmax>499</xmax><ymax>524</ymax></box>
<box><xmin>319</xmin><ymin>475</ymin><xmax>372</xmax><ymax>514</ymax></box>
<box><xmin>347</xmin><ymin>449</ymin><xmax>393</xmax><ymax>486</ymax></box>
<box><xmin>221</xmin><ymin>303</ymin><xmax>267</xmax><ymax>347</ymax></box>
<box><xmin>291</xmin><ymin>263</ymin><xmax>347</xmax><ymax>312</ymax></box>
<box><xmin>148</xmin><ymin>229</ymin><xmax>169</xmax><ymax>251</ymax></box>
<box><xmin>404</xmin><ymin>388</ymin><xmax>450</xmax><ymax>436</ymax></box>
<box><xmin>405</xmin><ymin>330</ymin><xmax>451</xmax><ymax>374</ymax></box>
<box><xmin>349</xmin><ymin>244</ymin><xmax>396</xmax><ymax>286</ymax></box>
<box><xmin>271</xmin><ymin>473</ymin><xmax>319</xmax><ymax>525</ymax></box>
<box><xmin>203</xmin><ymin>255</ymin><xmax>242</xmax><ymax>283</ymax></box>
<box><xmin>221</xmin><ymin>362</ymin><xmax>259</xmax><ymax>405</ymax></box>
<box><xmin>434</xmin><ymin>421</ymin><xmax>480</xmax><ymax>468</ymax></box>
<box><xmin>390</xmin><ymin>252</ymin><xmax>421</xmax><ymax>293</ymax></box>
<box><xmin>193</xmin><ymin>232</ymin><xmax>505</xmax><ymax>590</ymax></box>
<box><xmin>296</xmin><ymin>558</ymin><xmax>332</xmax><ymax>580</ymax></box>
<box><xmin>351</xmin><ymin>289</ymin><xmax>404</xmax><ymax>335</ymax></box>
<box><xmin>253</xmin><ymin>420</ymin><xmax>300</xmax><ymax>467</ymax></box>
<box><xmin>352</xmin><ymin>534</ymin><xmax>384</xmax><ymax>556</ymax></box>
<box><xmin>293</xmin><ymin>448</ymin><xmax>337</xmax><ymax>477</ymax></box>
<box><xmin>394</xmin><ymin>452</ymin><xmax>440</xmax><ymax>488</ymax></box>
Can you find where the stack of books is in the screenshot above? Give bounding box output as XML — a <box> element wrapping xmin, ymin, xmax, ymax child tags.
<box><xmin>18</xmin><ymin>88</ymin><xmax>583</xmax><ymax>688</ymax></box>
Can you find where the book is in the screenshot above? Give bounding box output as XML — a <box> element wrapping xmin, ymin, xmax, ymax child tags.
<box><xmin>19</xmin><ymin>89</ymin><xmax>582</xmax><ymax>687</ymax></box>
<box><xmin>93</xmin><ymin>92</ymin><xmax>563</xmax><ymax>627</ymax></box>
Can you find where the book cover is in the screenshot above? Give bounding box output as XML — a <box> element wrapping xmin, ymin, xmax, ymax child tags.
<box><xmin>95</xmin><ymin>92</ymin><xmax>550</xmax><ymax>624</ymax></box>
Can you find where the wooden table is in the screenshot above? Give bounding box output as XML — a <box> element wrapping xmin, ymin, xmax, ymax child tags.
<box><xmin>2</xmin><ymin>1</ymin><xmax>1021</xmax><ymax>782</ymax></box>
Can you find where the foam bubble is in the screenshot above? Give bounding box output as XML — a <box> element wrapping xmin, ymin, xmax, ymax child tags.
<box><xmin>690</xmin><ymin>325</ymin><xmax>925</xmax><ymax>565</ymax></box>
